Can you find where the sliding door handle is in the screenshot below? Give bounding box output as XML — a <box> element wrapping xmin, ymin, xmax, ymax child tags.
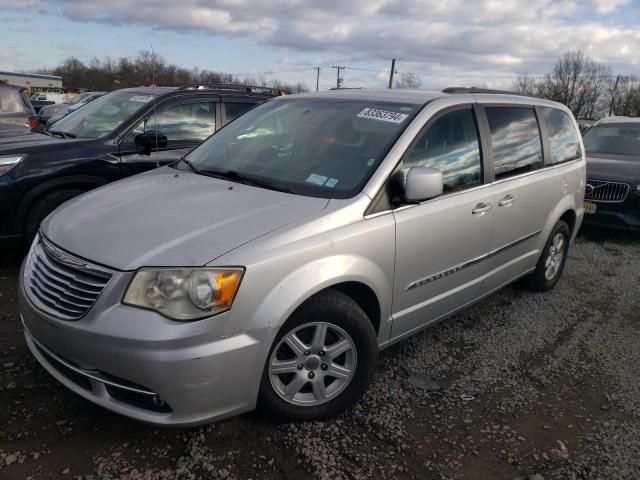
<box><xmin>498</xmin><ymin>194</ymin><xmax>515</xmax><ymax>207</ymax></box>
<box><xmin>472</xmin><ymin>202</ymin><xmax>492</xmax><ymax>215</ymax></box>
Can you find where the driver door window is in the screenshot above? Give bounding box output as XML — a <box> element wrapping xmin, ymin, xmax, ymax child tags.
<box><xmin>403</xmin><ymin>108</ymin><xmax>482</xmax><ymax>193</ymax></box>
<box><xmin>127</xmin><ymin>101</ymin><xmax>216</xmax><ymax>146</ymax></box>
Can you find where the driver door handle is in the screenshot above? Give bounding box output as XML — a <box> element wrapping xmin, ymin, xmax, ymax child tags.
<box><xmin>498</xmin><ymin>194</ymin><xmax>515</xmax><ymax>207</ymax></box>
<box><xmin>472</xmin><ymin>202</ymin><xmax>492</xmax><ymax>215</ymax></box>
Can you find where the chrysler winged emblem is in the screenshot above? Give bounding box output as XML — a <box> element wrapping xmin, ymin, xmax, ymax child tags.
<box><xmin>42</xmin><ymin>239</ymin><xmax>88</xmax><ymax>269</ymax></box>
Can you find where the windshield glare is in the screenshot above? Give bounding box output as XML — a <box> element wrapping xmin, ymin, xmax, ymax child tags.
<box><xmin>583</xmin><ymin>125</ymin><xmax>640</xmax><ymax>157</ymax></box>
<box><xmin>185</xmin><ymin>97</ymin><xmax>416</xmax><ymax>198</ymax></box>
<box><xmin>65</xmin><ymin>93</ymin><xmax>90</xmax><ymax>105</ymax></box>
<box><xmin>51</xmin><ymin>91</ymin><xmax>156</xmax><ymax>138</ymax></box>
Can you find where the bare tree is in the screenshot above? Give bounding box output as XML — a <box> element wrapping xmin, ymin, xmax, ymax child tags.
<box><xmin>395</xmin><ymin>72</ymin><xmax>422</xmax><ymax>89</ymax></box>
<box><xmin>36</xmin><ymin>53</ymin><xmax>310</xmax><ymax>93</ymax></box>
<box><xmin>607</xmin><ymin>76</ymin><xmax>640</xmax><ymax>116</ymax></box>
<box><xmin>538</xmin><ymin>51</ymin><xmax>610</xmax><ymax>119</ymax></box>
<box><xmin>512</xmin><ymin>75</ymin><xmax>540</xmax><ymax>96</ymax></box>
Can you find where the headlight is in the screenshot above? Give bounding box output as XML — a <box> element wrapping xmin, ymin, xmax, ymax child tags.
<box><xmin>0</xmin><ymin>155</ymin><xmax>24</xmax><ymax>175</ymax></box>
<box><xmin>636</xmin><ymin>185</ymin><xmax>640</xmax><ymax>194</ymax></box>
<box><xmin>123</xmin><ymin>268</ymin><xmax>244</xmax><ymax>320</ymax></box>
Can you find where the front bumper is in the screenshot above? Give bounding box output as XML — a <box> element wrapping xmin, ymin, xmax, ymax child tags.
<box><xmin>19</xmin><ymin>266</ymin><xmax>274</xmax><ymax>426</ymax></box>
<box><xmin>582</xmin><ymin>195</ymin><xmax>640</xmax><ymax>231</ymax></box>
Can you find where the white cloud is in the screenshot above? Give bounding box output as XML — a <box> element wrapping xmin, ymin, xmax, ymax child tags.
<box><xmin>593</xmin><ymin>0</ymin><xmax>630</xmax><ymax>14</ymax></box>
<box><xmin>1</xmin><ymin>0</ymin><xmax>638</xmax><ymax>86</ymax></box>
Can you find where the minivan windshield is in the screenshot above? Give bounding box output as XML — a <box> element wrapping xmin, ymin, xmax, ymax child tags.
<box><xmin>184</xmin><ymin>97</ymin><xmax>417</xmax><ymax>198</ymax></box>
<box><xmin>582</xmin><ymin>125</ymin><xmax>640</xmax><ymax>157</ymax></box>
<box><xmin>50</xmin><ymin>90</ymin><xmax>157</xmax><ymax>139</ymax></box>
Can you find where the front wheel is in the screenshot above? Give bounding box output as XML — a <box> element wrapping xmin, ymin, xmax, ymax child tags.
<box><xmin>24</xmin><ymin>189</ymin><xmax>85</xmax><ymax>246</ymax></box>
<box><xmin>258</xmin><ymin>290</ymin><xmax>378</xmax><ymax>422</ymax></box>
<box><xmin>524</xmin><ymin>220</ymin><xmax>571</xmax><ymax>291</ymax></box>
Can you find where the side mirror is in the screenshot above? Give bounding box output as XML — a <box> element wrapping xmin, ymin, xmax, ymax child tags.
<box><xmin>135</xmin><ymin>130</ymin><xmax>168</xmax><ymax>153</ymax></box>
<box><xmin>404</xmin><ymin>166</ymin><xmax>443</xmax><ymax>202</ymax></box>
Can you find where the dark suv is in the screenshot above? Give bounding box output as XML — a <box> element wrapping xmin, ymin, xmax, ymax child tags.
<box><xmin>582</xmin><ymin>116</ymin><xmax>640</xmax><ymax>231</ymax></box>
<box><xmin>0</xmin><ymin>84</ymin><xmax>282</xmax><ymax>244</ymax></box>
<box><xmin>0</xmin><ymin>84</ymin><xmax>38</xmax><ymax>135</ymax></box>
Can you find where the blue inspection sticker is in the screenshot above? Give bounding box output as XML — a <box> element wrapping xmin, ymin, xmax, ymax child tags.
<box><xmin>325</xmin><ymin>178</ymin><xmax>339</xmax><ymax>188</ymax></box>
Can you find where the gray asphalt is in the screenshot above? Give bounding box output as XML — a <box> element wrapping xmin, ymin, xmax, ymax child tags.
<box><xmin>0</xmin><ymin>227</ymin><xmax>639</xmax><ymax>479</ymax></box>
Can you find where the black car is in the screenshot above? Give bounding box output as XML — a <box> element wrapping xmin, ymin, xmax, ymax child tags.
<box><xmin>0</xmin><ymin>83</ymin><xmax>282</xmax><ymax>245</ymax></box>
<box><xmin>0</xmin><ymin>84</ymin><xmax>38</xmax><ymax>134</ymax></box>
<box><xmin>37</xmin><ymin>91</ymin><xmax>107</xmax><ymax>126</ymax></box>
<box><xmin>582</xmin><ymin>117</ymin><xmax>640</xmax><ymax>231</ymax></box>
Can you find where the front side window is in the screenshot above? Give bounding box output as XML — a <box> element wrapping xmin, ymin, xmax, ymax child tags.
<box><xmin>50</xmin><ymin>90</ymin><xmax>158</xmax><ymax>138</ymax></box>
<box><xmin>128</xmin><ymin>102</ymin><xmax>216</xmax><ymax>144</ymax></box>
<box><xmin>403</xmin><ymin>108</ymin><xmax>482</xmax><ymax>192</ymax></box>
<box><xmin>486</xmin><ymin>107</ymin><xmax>543</xmax><ymax>180</ymax></box>
<box><xmin>542</xmin><ymin>107</ymin><xmax>581</xmax><ymax>164</ymax></box>
<box><xmin>582</xmin><ymin>125</ymin><xmax>640</xmax><ymax>157</ymax></box>
<box><xmin>184</xmin><ymin>98</ymin><xmax>418</xmax><ymax>198</ymax></box>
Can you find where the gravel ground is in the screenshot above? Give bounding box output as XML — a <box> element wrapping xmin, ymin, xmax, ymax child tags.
<box><xmin>0</xmin><ymin>227</ymin><xmax>639</xmax><ymax>480</ymax></box>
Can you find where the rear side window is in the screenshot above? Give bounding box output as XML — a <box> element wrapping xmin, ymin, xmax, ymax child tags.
<box><xmin>486</xmin><ymin>107</ymin><xmax>543</xmax><ymax>180</ymax></box>
<box><xmin>404</xmin><ymin>108</ymin><xmax>482</xmax><ymax>192</ymax></box>
<box><xmin>224</xmin><ymin>102</ymin><xmax>254</xmax><ymax>122</ymax></box>
<box><xmin>542</xmin><ymin>107</ymin><xmax>581</xmax><ymax>164</ymax></box>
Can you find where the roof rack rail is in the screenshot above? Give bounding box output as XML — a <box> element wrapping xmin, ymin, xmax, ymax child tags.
<box><xmin>178</xmin><ymin>83</ymin><xmax>288</xmax><ymax>95</ymax></box>
<box><xmin>442</xmin><ymin>87</ymin><xmax>527</xmax><ymax>96</ymax></box>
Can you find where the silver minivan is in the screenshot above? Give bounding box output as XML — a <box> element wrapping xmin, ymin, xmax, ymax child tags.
<box><xmin>19</xmin><ymin>88</ymin><xmax>585</xmax><ymax>425</ymax></box>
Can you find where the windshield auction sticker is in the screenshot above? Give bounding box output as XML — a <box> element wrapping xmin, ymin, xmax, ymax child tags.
<box><xmin>357</xmin><ymin>108</ymin><xmax>409</xmax><ymax>123</ymax></box>
<box><xmin>129</xmin><ymin>95</ymin><xmax>154</xmax><ymax>103</ymax></box>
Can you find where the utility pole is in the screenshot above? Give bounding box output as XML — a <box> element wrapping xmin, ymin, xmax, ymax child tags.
<box><xmin>609</xmin><ymin>74</ymin><xmax>620</xmax><ymax>116</ymax></box>
<box><xmin>313</xmin><ymin>66</ymin><xmax>321</xmax><ymax>92</ymax></box>
<box><xmin>332</xmin><ymin>66</ymin><xmax>345</xmax><ymax>89</ymax></box>
<box><xmin>388</xmin><ymin>58</ymin><xmax>396</xmax><ymax>89</ymax></box>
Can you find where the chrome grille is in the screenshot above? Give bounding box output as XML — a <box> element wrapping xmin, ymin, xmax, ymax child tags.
<box><xmin>585</xmin><ymin>179</ymin><xmax>630</xmax><ymax>203</ymax></box>
<box><xmin>24</xmin><ymin>239</ymin><xmax>111</xmax><ymax>320</ymax></box>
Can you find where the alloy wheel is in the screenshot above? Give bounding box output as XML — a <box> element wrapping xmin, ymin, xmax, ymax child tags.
<box><xmin>544</xmin><ymin>232</ymin><xmax>565</xmax><ymax>280</ymax></box>
<box><xmin>268</xmin><ymin>322</ymin><xmax>357</xmax><ymax>406</ymax></box>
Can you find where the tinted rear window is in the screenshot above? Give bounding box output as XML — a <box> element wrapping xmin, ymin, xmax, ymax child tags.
<box><xmin>542</xmin><ymin>107</ymin><xmax>581</xmax><ymax>164</ymax></box>
<box><xmin>486</xmin><ymin>107</ymin><xmax>543</xmax><ymax>180</ymax></box>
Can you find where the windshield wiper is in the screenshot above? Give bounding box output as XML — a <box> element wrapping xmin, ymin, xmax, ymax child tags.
<box><xmin>180</xmin><ymin>157</ymin><xmax>202</xmax><ymax>173</ymax></box>
<box><xmin>200</xmin><ymin>168</ymin><xmax>297</xmax><ymax>194</ymax></box>
<box><xmin>49</xmin><ymin>130</ymin><xmax>77</xmax><ymax>139</ymax></box>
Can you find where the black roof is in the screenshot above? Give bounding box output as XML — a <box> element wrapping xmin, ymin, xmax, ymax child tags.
<box><xmin>118</xmin><ymin>83</ymin><xmax>284</xmax><ymax>99</ymax></box>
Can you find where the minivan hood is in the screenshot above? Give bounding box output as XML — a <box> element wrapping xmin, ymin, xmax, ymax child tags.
<box><xmin>42</xmin><ymin>168</ymin><xmax>329</xmax><ymax>270</ymax></box>
<box><xmin>586</xmin><ymin>154</ymin><xmax>640</xmax><ymax>184</ymax></box>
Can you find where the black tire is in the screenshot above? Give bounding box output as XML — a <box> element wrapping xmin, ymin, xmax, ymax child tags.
<box><xmin>24</xmin><ymin>189</ymin><xmax>85</xmax><ymax>246</ymax></box>
<box><xmin>258</xmin><ymin>289</ymin><xmax>378</xmax><ymax>422</ymax></box>
<box><xmin>523</xmin><ymin>220</ymin><xmax>571</xmax><ymax>292</ymax></box>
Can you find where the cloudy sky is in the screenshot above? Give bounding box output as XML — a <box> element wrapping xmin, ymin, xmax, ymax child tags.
<box><xmin>1</xmin><ymin>0</ymin><xmax>639</xmax><ymax>90</ymax></box>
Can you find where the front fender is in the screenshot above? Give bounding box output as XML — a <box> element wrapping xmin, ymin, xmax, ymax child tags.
<box><xmin>248</xmin><ymin>254</ymin><xmax>393</xmax><ymax>343</ymax></box>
